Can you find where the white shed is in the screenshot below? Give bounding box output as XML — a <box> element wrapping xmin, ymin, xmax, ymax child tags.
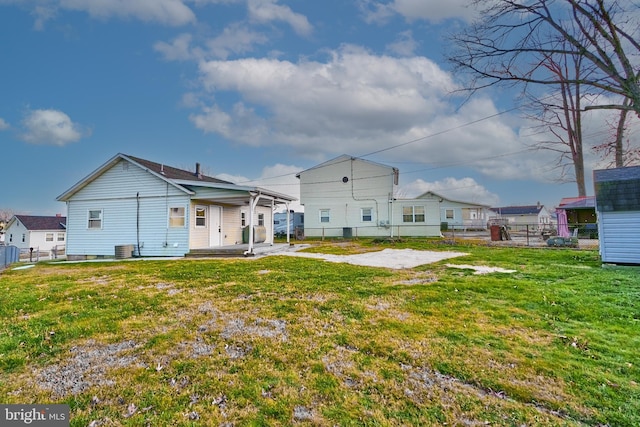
<box><xmin>594</xmin><ymin>166</ymin><xmax>640</xmax><ymax>265</ymax></box>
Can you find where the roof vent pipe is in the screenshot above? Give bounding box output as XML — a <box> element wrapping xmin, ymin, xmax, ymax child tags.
<box><xmin>195</xmin><ymin>162</ymin><xmax>202</xmax><ymax>179</ymax></box>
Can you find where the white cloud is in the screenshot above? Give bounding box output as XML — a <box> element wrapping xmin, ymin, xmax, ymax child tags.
<box><xmin>247</xmin><ymin>0</ymin><xmax>312</xmax><ymax>36</ymax></box>
<box><xmin>360</xmin><ymin>0</ymin><xmax>477</xmax><ymax>24</ymax></box>
<box><xmin>154</xmin><ymin>33</ymin><xmax>198</xmax><ymax>61</ymax></box>
<box><xmin>386</xmin><ymin>30</ymin><xmax>418</xmax><ymax>57</ymax></box>
<box><xmin>205</xmin><ymin>23</ymin><xmax>269</xmax><ymax>59</ymax></box>
<box><xmin>193</xmin><ymin>46</ymin><xmax>457</xmax><ymax>150</ymax></box>
<box><xmin>9</xmin><ymin>0</ymin><xmax>196</xmax><ymax>27</ymax></box>
<box><xmin>399</xmin><ymin>177</ymin><xmax>501</xmax><ymax>206</ymax></box>
<box><xmin>214</xmin><ymin>162</ymin><xmax>303</xmax><ymax>210</ymax></box>
<box><xmin>390</xmin><ymin>0</ymin><xmax>477</xmax><ymax>23</ymax></box>
<box><xmin>0</xmin><ymin>118</ymin><xmax>9</xmax><ymax>130</ymax></box>
<box><xmin>19</xmin><ymin>109</ymin><xmax>87</xmax><ymax>146</ymax></box>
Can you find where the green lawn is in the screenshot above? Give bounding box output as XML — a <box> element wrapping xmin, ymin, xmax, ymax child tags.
<box><xmin>1</xmin><ymin>239</ymin><xmax>638</xmax><ymax>426</ymax></box>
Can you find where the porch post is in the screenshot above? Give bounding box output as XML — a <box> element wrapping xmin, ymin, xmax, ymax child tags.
<box><xmin>270</xmin><ymin>199</ymin><xmax>275</xmax><ymax>246</ymax></box>
<box><xmin>245</xmin><ymin>192</ymin><xmax>261</xmax><ymax>256</ymax></box>
<box><xmin>286</xmin><ymin>205</ymin><xmax>291</xmax><ymax>244</ymax></box>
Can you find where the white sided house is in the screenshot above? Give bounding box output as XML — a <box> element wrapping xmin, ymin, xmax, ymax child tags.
<box><xmin>296</xmin><ymin>155</ymin><xmax>441</xmax><ymax>238</ymax></box>
<box><xmin>490</xmin><ymin>204</ymin><xmax>553</xmax><ymax>231</ymax></box>
<box><xmin>4</xmin><ymin>215</ymin><xmax>66</xmax><ymax>252</ymax></box>
<box><xmin>57</xmin><ymin>154</ymin><xmax>296</xmax><ymax>259</ymax></box>
<box><xmin>594</xmin><ymin>166</ymin><xmax>640</xmax><ymax>265</ymax></box>
<box><xmin>417</xmin><ymin>191</ymin><xmax>492</xmax><ymax>230</ymax></box>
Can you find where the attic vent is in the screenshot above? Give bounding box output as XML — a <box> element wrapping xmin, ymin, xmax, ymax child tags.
<box><xmin>122</xmin><ymin>162</ymin><xmax>129</xmax><ymax>171</ymax></box>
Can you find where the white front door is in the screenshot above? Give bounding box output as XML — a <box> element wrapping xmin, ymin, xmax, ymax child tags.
<box><xmin>209</xmin><ymin>206</ymin><xmax>222</xmax><ymax>246</ymax></box>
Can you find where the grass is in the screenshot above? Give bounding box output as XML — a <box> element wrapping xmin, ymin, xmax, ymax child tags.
<box><xmin>1</xmin><ymin>239</ymin><xmax>638</xmax><ymax>426</ymax></box>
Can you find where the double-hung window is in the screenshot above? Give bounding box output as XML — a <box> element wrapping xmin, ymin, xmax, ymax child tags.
<box><xmin>361</xmin><ymin>208</ymin><xmax>373</xmax><ymax>222</ymax></box>
<box><xmin>403</xmin><ymin>206</ymin><xmax>425</xmax><ymax>223</ymax></box>
<box><xmin>88</xmin><ymin>210</ymin><xmax>103</xmax><ymax>229</ymax></box>
<box><xmin>445</xmin><ymin>209</ymin><xmax>454</xmax><ymax>220</ymax></box>
<box><xmin>169</xmin><ymin>207</ymin><xmax>186</xmax><ymax>227</ymax></box>
<box><xmin>46</xmin><ymin>233</ymin><xmax>54</xmax><ymax>242</ymax></box>
<box><xmin>195</xmin><ymin>206</ymin><xmax>207</xmax><ymax>227</ymax></box>
<box><xmin>320</xmin><ymin>209</ymin><xmax>330</xmax><ymax>223</ymax></box>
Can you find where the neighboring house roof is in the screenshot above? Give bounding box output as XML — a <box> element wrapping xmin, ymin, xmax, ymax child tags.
<box><xmin>417</xmin><ymin>191</ymin><xmax>492</xmax><ymax>208</ymax></box>
<box><xmin>9</xmin><ymin>215</ymin><xmax>66</xmax><ymax>231</ymax></box>
<box><xmin>57</xmin><ymin>153</ymin><xmax>296</xmax><ymax>204</ymax></box>
<box><xmin>490</xmin><ymin>205</ymin><xmax>546</xmax><ymax>215</ymax></box>
<box><xmin>594</xmin><ymin>165</ymin><xmax>640</xmax><ymax>212</ymax></box>
<box><xmin>558</xmin><ymin>196</ymin><xmax>595</xmax><ymax>210</ymax></box>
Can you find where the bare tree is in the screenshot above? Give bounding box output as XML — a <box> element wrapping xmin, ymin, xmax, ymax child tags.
<box><xmin>593</xmin><ymin>98</ymin><xmax>640</xmax><ymax>167</ymax></box>
<box><xmin>523</xmin><ymin>46</ymin><xmax>593</xmax><ymax>196</ymax></box>
<box><xmin>0</xmin><ymin>209</ymin><xmax>14</xmax><ymax>224</ymax></box>
<box><xmin>449</xmin><ymin>0</ymin><xmax>640</xmax><ymax>116</ymax></box>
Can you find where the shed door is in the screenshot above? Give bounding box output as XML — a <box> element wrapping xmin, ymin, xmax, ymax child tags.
<box><xmin>209</xmin><ymin>206</ymin><xmax>222</xmax><ymax>246</ymax></box>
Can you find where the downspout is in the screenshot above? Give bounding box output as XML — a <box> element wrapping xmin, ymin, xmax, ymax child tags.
<box><xmin>137</xmin><ymin>192</ymin><xmax>142</xmax><ymax>256</ymax></box>
<box><xmin>270</xmin><ymin>199</ymin><xmax>275</xmax><ymax>246</ymax></box>
<box><xmin>285</xmin><ymin>203</ymin><xmax>291</xmax><ymax>244</ymax></box>
<box><xmin>389</xmin><ymin>198</ymin><xmax>394</xmax><ymax>238</ymax></box>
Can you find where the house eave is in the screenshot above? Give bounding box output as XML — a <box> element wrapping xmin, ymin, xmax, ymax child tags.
<box><xmin>173</xmin><ymin>180</ymin><xmax>297</xmax><ymax>204</ymax></box>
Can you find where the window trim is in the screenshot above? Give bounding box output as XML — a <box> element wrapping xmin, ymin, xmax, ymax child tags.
<box><xmin>403</xmin><ymin>205</ymin><xmax>426</xmax><ymax>223</ymax></box>
<box><xmin>169</xmin><ymin>206</ymin><xmax>186</xmax><ymax>228</ymax></box>
<box><xmin>319</xmin><ymin>209</ymin><xmax>330</xmax><ymax>223</ymax></box>
<box><xmin>361</xmin><ymin>207</ymin><xmax>373</xmax><ymax>222</ymax></box>
<box><xmin>88</xmin><ymin>209</ymin><xmax>103</xmax><ymax>230</ymax></box>
<box><xmin>195</xmin><ymin>205</ymin><xmax>207</xmax><ymax>228</ymax></box>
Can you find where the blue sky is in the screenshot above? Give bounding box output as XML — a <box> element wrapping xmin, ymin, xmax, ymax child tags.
<box><xmin>1</xmin><ymin>0</ymin><xmax>636</xmax><ymax>215</ymax></box>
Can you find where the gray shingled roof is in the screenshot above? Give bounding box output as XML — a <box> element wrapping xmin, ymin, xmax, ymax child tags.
<box><xmin>15</xmin><ymin>215</ymin><xmax>66</xmax><ymax>231</ymax></box>
<box><xmin>126</xmin><ymin>155</ymin><xmax>233</xmax><ymax>184</ymax></box>
<box><xmin>594</xmin><ymin>166</ymin><xmax>640</xmax><ymax>212</ymax></box>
